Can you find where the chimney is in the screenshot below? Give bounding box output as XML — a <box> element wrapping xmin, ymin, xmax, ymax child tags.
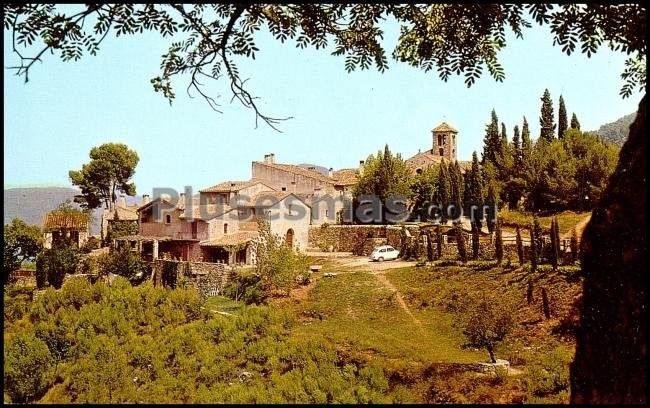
<box><xmin>142</xmin><ymin>194</ymin><xmax>150</xmax><ymax>205</ymax></box>
<box><xmin>328</xmin><ymin>167</ymin><xmax>334</xmax><ymax>178</ymax></box>
<box><xmin>359</xmin><ymin>160</ymin><xmax>365</xmax><ymax>177</ymax></box>
<box><xmin>264</xmin><ymin>153</ymin><xmax>275</xmax><ymax>164</ymax></box>
<box><xmin>179</xmin><ymin>192</ymin><xmax>186</xmax><ymax>208</ymax></box>
<box><xmin>230</xmin><ymin>182</ymin><xmax>236</xmax><ymax>187</ymax></box>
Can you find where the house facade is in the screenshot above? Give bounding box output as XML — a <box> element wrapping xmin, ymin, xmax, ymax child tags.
<box><xmin>43</xmin><ymin>209</ymin><xmax>90</xmax><ymax>249</ymax></box>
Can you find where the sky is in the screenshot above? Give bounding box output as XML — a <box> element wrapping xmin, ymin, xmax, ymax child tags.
<box><xmin>4</xmin><ymin>9</ymin><xmax>643</xmax><ymax>196</ymax></box>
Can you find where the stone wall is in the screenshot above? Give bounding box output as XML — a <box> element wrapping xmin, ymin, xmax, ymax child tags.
<box><xmin>308</xmin><ymin>224</ymin><xmax>418</xmax><ymax>255</ymax></box>
<box><xmin>152</xmin><ymin>259</ymin><xmax>231</xmax><ymax>297</ymax></box>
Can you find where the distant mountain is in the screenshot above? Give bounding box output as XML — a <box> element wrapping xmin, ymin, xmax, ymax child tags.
<box><xmin>298</xmin><ymin>163</ymin><xmax>330</xmax><ymax>175</ymax></box>
<box><xmin>3</xmin><ymin>187</ymin><xmax>141</xmax><ymax>235</ymax></box>
<box><xmin>594</xmin><ymin>113</ymin><xmax>636</xmax><ymax>146</ymax></box>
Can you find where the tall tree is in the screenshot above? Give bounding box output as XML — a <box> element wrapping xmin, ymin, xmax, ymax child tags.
<box><xmin>471</xmin><ymin>221</ymin><xmax>480</xmax><ymax>260</ymax></box>
<box><xmin>512</xmin><ymin>125</ymin><xmax>523</xmax><ymax>169</ymax></box>
<box><xmin>482</xmin><ymin>109</ymin><xmax>501</xmax><ymax>166</ymax></box>
<box><xmin>485</xmin><ymin>181</ymin><xmax>498</xmax><ymax>233</ymax></box>
<box><xmin>455</xmin><ymin>223</ymin><xmax>468</xmax><ymax>263</ymax></box>
<box><xmin>467</xmin><ymin>152</ymin><xmax>484</xmax><ymax>228</ymax></box>
<box><xmin>449</xmin><ymin>161</ymin><xmax>464</xmax><ymax>220</ymax></box>
<box><xmin>436</xmin><ymin>161</ymin><xmax>452</xmax><ymax>223</ymax></box>
<box><xmin>570</xmin><ymin>113</ymin><xmax>581</xmax><ymax>130</ymax></box>
<box><xmin>495</xmin><ymin>219</ymin><xmax>504</xmax><ymax>265</ymax></box>
<box><xmin>558</xmin><ymin>94</ymin><xmax>568</xmax><ymax>138</ymax></box>
<box><xmin>540</xmin><ymin>89</ymin><xmax>556</xmax><ymax>142</ymax></box>
<box><xmin>521</xmin><ymin>116</ymin><xmax>533</xmax><ymax>163</ymax></box>
<box><xmin>3</xmin><ymin>219</ymin><xmax>43</xmax><ymax>284</ymax></box>
<box><xmin>69</xmin><ymin>143</ymin><xmax>139</xmax><ymax>211</ymax></box>
<box><xmin>516</xmin><ymin>226</ymin><xmax>525</xmax><ymax>266</ymax></box>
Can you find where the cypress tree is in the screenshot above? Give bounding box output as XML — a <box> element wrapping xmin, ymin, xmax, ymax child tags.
<box><xmin>471</xmin><ymin>221</ymin><xmax>480</xmax><ymax>260</ymax></box>
<box><xmin>449</xmin><ymin>161</ymin><xmax>463</xmax><ymax>220</ymax></box>
<box><xmin>436</xmin><ymin>224</ymin><xmax>443</xmax><ymax>259</ymax></box>
<box><xmin>495</xmin><ymin>219</ymin><xmax>503</xmax><ymax>265</ymax></box>
<box><xmin>558</xmin><ymin>95</ymin><xmax>568</xmax><ymax>138</ymax></box>
<box><xmin>526</xmin><ymin>278</ymin><xmax>534</xmax><ymax>304</ymax></box>
<box><xmin>521</xmin><ymin>116</ymin><xmax>532</xmax><ymax>162</ymax></box>
<box><xmin>455</xmin><ymin>223</ymin><xmax>468</xmax><ymax>263</ymax></box>
<box><xmin>482</xmin><ymin>109</ymin><xmax>501</xmax><ymax>166</ymax></box>
<box><xmin>437</xmin><ymin>161</ymin><xmax>451</xmax><ymax>224</ymax></box>
<box><xmin>541</xmin><ymin>287</ymin><xmax>551</xmax><ymax>319</ymax></box>
<box><xmin>485</xmin><ymin>182</ymin><xmax>498</xmax><ymax>233</ymax></box>
<box><xmin>532</xmin><ymin>216</ymin><xmax>542</xmax><ymax>268</ymax></box>
<box><xmin>516</xmin><ymin>226</ymin><xmax>525</xmax><ymax>266</ymax></box>
<box><xmin>530</xmin><ymin>223</ymin><xmax>538</xmax><ymax>273</ymax></box>
<box><xmin>570</xmin><ymin>227</ymin><xmax>579</xmax><ymax>264</ymax></box>
<box><xmin>549</xmin><ymin>218</ymin><xmax>559</xmax><ymax>270</ymax></box>
<box><xmin>512</xmin><ymin>125</ymin><xmax>523</xmax><ymax>169</ymax></box>
<box><xmin>500</xmin><ymin>122</ymin><xmax>508</xmax><ymax>149</ymax></box>
<box><xmin>539</xmin><ymin>88</ymin><xmax>556</xmax><ymax>142</ymax></box>
<box><xmin>570</xmin><ymin>112</ymin><xmax>581</xmax><ymax>130</ymax></box>
<box><xmin>468</xmin><ymin>152</ymin><xmax>484</xmax><ymax>229</ymax></box>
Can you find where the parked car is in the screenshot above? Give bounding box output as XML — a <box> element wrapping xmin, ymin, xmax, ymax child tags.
<box><xmin>369</xmin><ymin>245</ymin><xmax>400</xmax><ymax>262</ymax></box>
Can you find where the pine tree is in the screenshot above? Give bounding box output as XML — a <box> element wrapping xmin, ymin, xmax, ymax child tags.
<box><xmin>436</xmin><ymin>161</ymin><xmax>451</xmax><ymax>223</ymax></box>
<box><xmin>436</xmin><ymin>224</ymin><xmax>443</xmax><ymax>259</ymax></box>
<box><xmin>467</xmin><ymin>152</ymin><xmax>484</xmax><ymax>228</ymax></box>
<box><xmin>570</xmin><ymin>112</ymin><xmax>581</xmax><ymax>130</ymax></box>
<box><xmin>558</xmin><ymin>95</ymin><xmax>568</xmax><ymax>138</ymax></box>
<box><xmin>482</xmin><ymin>109</ymin><xmax>501</xmax><ymax>166</ymax></box>
<box><xmin>512</xmin><ymin>125</ymin><xmax>523</xmax><ymax>169</ymax></box>
<box><xmin>495</xmin><ymin>219</ymin><xmax>503</xmax><ymax>265</ymax></box>
<box><xmin>516</xmin><ymin>226</ymin><xmax>525</xmax><ymax>266</ymax></box>
<box><xmin>539</xmin><ymin>88</ymin><xmax>556</xmax><ymax>142</ymax></box>
<box><xmin>471</xmin><ymin>221</ymin><xmax>480</xmax><ymax>260</ymax></box>
<box><xmin>570</xmin><ymin>227</ymin><xmax>579</xmax><ymax>264</ymax></box>
<box><xmin>455</xmin><ymin>223</ymin><xmax>468</xmax><ymax>263</ymax></box>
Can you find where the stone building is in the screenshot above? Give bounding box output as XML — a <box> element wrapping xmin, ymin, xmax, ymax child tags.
<box><xmin>405</xmin><ymin>122</ymin><xmax>470</xmax><ymax>174</ymax></box>
<box><xmin>43</xmin><ymin>209</ymin><xmax>90</xmax><ymax>249</ymax></box>
<box><xmin>100</xmin><ymin>195</ymin><xmax>139</xmax><ymax>242</ymax></box>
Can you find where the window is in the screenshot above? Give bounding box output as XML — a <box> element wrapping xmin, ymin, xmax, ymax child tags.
<box><xmin>437</xmin><ymin>134</ymin><xmax>442</xmax><ymax>145</ymax></box>
<box><xmin>223</xmin><ymin>223</ymin><xmax>228</xmax><ymax>234</ymax></box>
<box><xmin>380</xmin><ymin>248</ymin><xmax>386</xmax><ymax>253</ymax></box>
<box><xmin>439</xmin><ymin>148</ymin><xmax>444</xmax><ymax>156</ymax></box>
<box><xmin>325</xmin><ymin>209</ymin><xmax>329</xmax><ymax>217</ymax></box>
<box><xmin>281</xmin><ymin>186</ymin><xmax>287</xmax><ymax>191</ymax></box>
<box><xmin>165</xmin><ymin>214</ymin><xmax>171</xmax><ymax>224</ymax></box>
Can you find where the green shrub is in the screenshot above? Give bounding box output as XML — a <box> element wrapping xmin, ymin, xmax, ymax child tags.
<box><xmin>80</xmin><ymin>236</ymin><xmax>101</xmax><ymax>253</ymax></box>
<box><xmin>36</xmin><ymin>245</ymin><xmax>79</xmax><ymax>289</ymax></box>
<box><xmin>523</xmin><ymin>345</ymin><xmax>573</xmax><ymax>397</ymax></box>
<box><xmin>3</xmin><ymin>333</ymin><xmax>54</xmax><ymax>403</ymax></box>
<box><xmin>99</xmin><ymin>247</ymin><xmax>149</xmax><ymax>284</ymax></box>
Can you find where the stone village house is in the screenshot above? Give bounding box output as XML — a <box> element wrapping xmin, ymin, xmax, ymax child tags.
<box><xmin>43</xmin><ymin>210</ymin><xmax>90</xmax><ymax>249</ymax></box>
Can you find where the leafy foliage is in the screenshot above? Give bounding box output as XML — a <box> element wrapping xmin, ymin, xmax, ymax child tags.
<box><xmin>5</xmin><ymin>4</ymin><xmax>645</xmax><ymax>131</ymax></box>
<box><xmin>36</xmin><ymin>244</ymin><xmax>80</xmax><ymax>289</ymax></box>
<box><xmin>454</xmin><ymin>291</ymin><xmax>516</xmax><ymax>363</ymax></box>
<box><xmin>98</xmin><ymin>247</ymin><xmax>150</xmax><ymax>283</ymax></box>
<box><xmin>68</xmin><ymin>143</ymin><xmax>139</xmax><ymax>210</ymax></box>
<box><xmin>3</xmin><ymin>218</ymin><xmax>43</xmax><ymax>281</ymax></box>
<box><xmin>4</xmin><ymin>333</ymin><xmax>54</xmax><ymax>403</ymax></box>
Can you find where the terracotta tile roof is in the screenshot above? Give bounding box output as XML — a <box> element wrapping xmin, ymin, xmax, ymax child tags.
<box><xmin>43</xmin><ymin>211</ymin><xmax>90</xmax><ymax>231</ymax></box>
<box><xmin>432</xmin><ymin>122</ymin><xmax>458</xmax><ymax>133</ymax></box>
<box><xmin>332</xmin><ymin>168</ymin><xmax>359</xmax><ymax>186</ymax></box>
<box><xmin>242</xmin><ymin>191</ymin><xmax>310</xmax><ymax>208</ymax></box>
<box><xmin>405</xmin><ymin>151</ymin><xmax>471</xmax><ymax>174</ymax></box>
<box><xmin>200</xmin><ymin>231</ymin><xmax>259</xmax><ymax>247</ymax></box>
<box><xmin>104</xmin><ymin>206</ymin><xmax>139</xmax><ymax>221</ymax></box>
<box><xmin>199</xmin><ymin>179</ymin><xmax>274</xmax><ymax>193</ymax></box>
<box><xmin>254</xmin><ymin>161</ymin><xmax>336</xmax><ymax>185</ymax></box>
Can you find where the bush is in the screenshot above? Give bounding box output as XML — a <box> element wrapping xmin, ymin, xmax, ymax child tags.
<box><xmin>99</xmin><ymin>247</ymin><xmax>149</xmax><ymax>284</ymax></box>
<box><xmin>36</xmin><ymin>245</ymin><xmax>80</xmax><ymax>289</ymax></box>
<box><xmin>223</xmin><ymin>271</ymin><xmax>265</xmax><ymax>304</ymax></box>
<box><xmin>523</xmin><ymin>346</ymin><xmax>573</xmax><ymax>397</ymax></box>
<box><xmin>3</xmin><ymin>333</ymin><xmax>54</xmax><ymax>403</ymax></box>
<box><xmin>80</xmin><ymin>236</ymin><xmax>101</xmax><ymax>253</ymax></box>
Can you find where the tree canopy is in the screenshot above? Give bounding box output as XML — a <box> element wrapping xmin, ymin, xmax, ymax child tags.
<box><xmin>4</xmin><ymin>4</ymin><xmax>646</xmax><ymax>129</ymax></box>
<box><xmin>69</xmin><ymin>143</ymin><xmax>139</xmax><ymax>210</ymax></box>
<box><xmin>3</xmin><ymin>218</ymin><xmax>43</xmax><ymax>281</ymax></box>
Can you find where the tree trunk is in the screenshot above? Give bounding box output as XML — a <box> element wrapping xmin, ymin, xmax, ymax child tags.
<box><xmin>526</xmin><ymin>278</ymin><xmax>534</xmax><ymax>305</ymax></box>
<box><xmin>570</xmin><ymin>95</ymin><xmax>646</xmax><ymax>404</ymax></box>
<box><xmin>487</xmin><ymin>345</ymin><xmax>496</xmax><ymax>363</ymax></box>
<box><xmin>541</xmin><ymin>287</ymin><xmax>551</xmax><ymax>319</ymax></box>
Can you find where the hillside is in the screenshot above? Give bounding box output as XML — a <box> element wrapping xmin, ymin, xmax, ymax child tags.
<box><xmin>594</xmin><ymin>112</ymin><xmax>636</xmax><ymax>146</ymax></box>
<box><xmin>3</xmin><ymin>187</ymin><xmax>140</xmax><ymax>235</ymax></box>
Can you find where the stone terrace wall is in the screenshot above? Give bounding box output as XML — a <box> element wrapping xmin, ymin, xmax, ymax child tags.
<box><xmin>152</xmin><ymin>260</ymin><xmax>231</xmax><ymax>297</ymax></box>
<box><xmin>309</xmin><ymin>224</ymin><xmax>420</xmax><ymax>255</ymax></box>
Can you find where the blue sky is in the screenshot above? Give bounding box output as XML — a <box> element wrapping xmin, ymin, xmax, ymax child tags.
<box><xmin>4</xmin><ymin>11</ymin><xmax>642</xmax><ymax>195</ymax></box>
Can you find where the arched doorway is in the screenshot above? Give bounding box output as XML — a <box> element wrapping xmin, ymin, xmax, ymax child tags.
<box><xmin>285</xmin><ymin>229</ymin><xmax>294</xmax><ymax>248</ymax></box>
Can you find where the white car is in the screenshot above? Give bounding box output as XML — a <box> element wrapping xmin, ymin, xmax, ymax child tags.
<box><xmin>369</xmin><ymin>245</ymin><xmax>400</xmax><ymax>262</ymax></box>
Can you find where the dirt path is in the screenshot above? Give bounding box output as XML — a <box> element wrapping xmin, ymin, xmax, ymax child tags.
<box><xmin>562</xmin><ymin>213</ymin><xmax>591</xmax><ymax>240</ymax></box>
<box><xmin>309</xmin><ymin>252</ymin><xmax>423</xmax><ymax>329</ymax></box>
<box><xmin>374</xmin><ymin>270</ymin><xmax>423</xmax><ymax>328</ymax></box>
